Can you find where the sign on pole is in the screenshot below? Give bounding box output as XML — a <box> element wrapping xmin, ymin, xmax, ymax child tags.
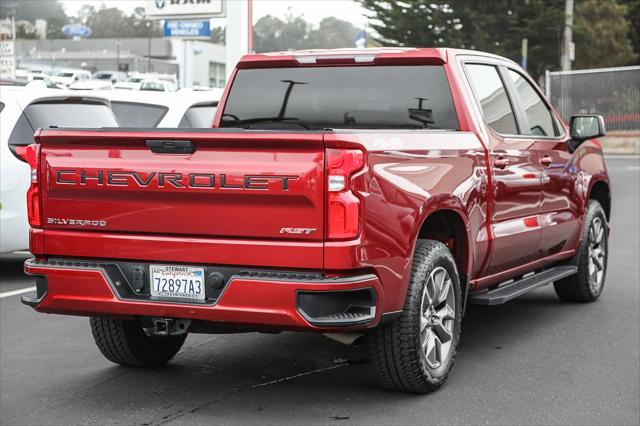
<box><xmin>164</xmin><ymin>20</ymin><xmax>211</xmax><ymax>38</ymax></box>
<box><xmin>146</xmin><ymin>0</ymin><xmax>225</xmax><ymax>20</ymax></box>
<box><xmin>0</xmin><ymin>40</ymin><xmax>16</xmax><ymax>79</ymax></box>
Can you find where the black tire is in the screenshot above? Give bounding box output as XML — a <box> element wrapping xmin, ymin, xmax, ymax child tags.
<box><xmin>369</xmin><ymin>240</ymin><xmax>462</xmax><ymax>393</ymax></box>
<box><xmin>89</xmin><ymin>317</ymin><xmax>186</xmax><ymax>367</ymax></box>
<box><xmin>554</xmin><ymin>200</ymin><xmax>609</xmax><ymax>302</ymax></box>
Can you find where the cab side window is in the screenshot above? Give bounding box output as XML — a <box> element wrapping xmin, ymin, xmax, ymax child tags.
<box><xmin>507</xmin><ymin>69</ymin><xmax>559</xmax><ymax>137</ymax></box>
<box><xmin>465</xmin><ymin>64</ymin><xmax>518</xmax><ymax>135</ymax></box>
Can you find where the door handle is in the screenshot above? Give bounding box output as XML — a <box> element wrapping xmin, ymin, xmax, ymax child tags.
<box><xmin>540</xmin><ymin>156</ymin><xmax>553</xmax><ymax>166</ymax></box>
<box><xmin>494</xmin><ymin>157</ymin><xmax>510</xmax><ymax>169</ymax></box>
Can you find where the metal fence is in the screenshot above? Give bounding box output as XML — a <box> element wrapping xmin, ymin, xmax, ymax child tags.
<box><xmin>546</xmin><ymin>66</ymin><xmax>640</xmax><ymax>131</ymax></box>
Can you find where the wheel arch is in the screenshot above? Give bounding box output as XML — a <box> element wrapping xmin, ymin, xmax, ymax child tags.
<box><xmin>588</xmin><ymin>179</ymin><xmax>611</xmax><ymax>221</ymax></box>
<box><xmin>413</xmin><ymin>204</ymin><xmax>471</xmax><ymax>314</ymax></box>
<box><xmin>416</xmin><ymin>208</ymin><xmax>470</xmax><ymax>277</ymax></box>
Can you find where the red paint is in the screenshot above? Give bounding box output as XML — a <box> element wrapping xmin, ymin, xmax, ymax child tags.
<box><xmin>25</xmin><ymin>48</ymin><xmax>610</xmax><ymax>329</ymax></box>
<box><xmin>24</xmin><ymin>262</ymin><xmax>382</xmax><ymax>331</ymax></box>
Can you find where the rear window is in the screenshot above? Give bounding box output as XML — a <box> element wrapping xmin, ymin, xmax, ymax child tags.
<box><xmin>8</xmin><ymin>100</ymin><xmax>118</xmax><ymax>146</ymax></box>
<box><xmin>111</xmin><ymin>101</ymin><xmax>168</xmax><ymax>127</ymax></box>
<box><xmin>221</xmin><ymin>66</ymin><xmax>459</xmax><ymax>130</ymax></box>
<box><xmin>179</xmin><ymin>103</ymin><xmax>218</xmax><ymax>128</ymax></box>
<box><xmin>140</xmin><ymin>82</ymin><xmax>165</xmax><ymax>91</ymax></box>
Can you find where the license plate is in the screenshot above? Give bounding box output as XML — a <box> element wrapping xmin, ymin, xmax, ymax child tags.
<box><xmin>150</xmin><ymin>265</ymin><xmax>205</xmax><ymax>301</ymax></box>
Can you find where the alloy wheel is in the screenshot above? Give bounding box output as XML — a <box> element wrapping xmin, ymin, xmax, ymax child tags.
<box><xmin>588</xmin><ymin>217</ymin><xmax>606</xmax><ymax>293</ymax></box>
<box><xmin>419</xmin><ymin>267</ymin><xmax>456</xmax><ymax>370</ymax></box>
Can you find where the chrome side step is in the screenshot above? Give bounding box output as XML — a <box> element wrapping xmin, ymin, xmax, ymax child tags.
<box><xmin>469</xmin><ymin>266</ymin><xmax>578</xmax><ymax>306</ymax></box>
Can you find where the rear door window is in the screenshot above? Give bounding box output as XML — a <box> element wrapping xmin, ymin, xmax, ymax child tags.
<box><xmin>111</xmin><ymin>101</ymin><xmax>168</xmax><ymax>127</ymax></box>
<box><xmin>8</xmin><ymin>100</ymin><xmax>118</xmax><ymax>146</ymax></box>
<box><xmin>507</xmin><ymin>70</ymin><xmax>559</xmax><ymax>137</ymax></box>
<box><xmin>221</xmin><ymin>65</ymin><xmax>459</xmax><ymax>130</ymax></box>
<box><xmin>179</xmin><ymin>103</ymin><xmax>217</xmax><ymax>128</ymax></box>
<box><xmin>465</xmin><ymin>64</ymin><xmax>518</xmax><ymax>135</ymax></box>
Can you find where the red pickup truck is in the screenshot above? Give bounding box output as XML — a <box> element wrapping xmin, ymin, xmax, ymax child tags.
<box><xmin>22</xmin><ymin>48</ymin><xmax>610</xmax><ymax>393</ymax></box>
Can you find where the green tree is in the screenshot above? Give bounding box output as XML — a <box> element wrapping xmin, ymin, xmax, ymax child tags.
<box><xmin>359</xmin><ymin>0</ymin><xmax>638</xmax><ymax>77</ymax></box>
<box><xmin>254</xmin><ymin>15</ymin><xmax>286</xmax><ymax>52</ymax></box>
<box><xmin>254</xmin><ymin>14</ymin><xmax>309</xmax><ymax>52</ymax></box>
<box><xmin>254</xmin><ymin>14</ymin><xmax>362</xmax><ymax>52</ymax></box>
<box><xmin>619</xmin><ymin>0</ymin><xmax>640</xmax><ymax>63</ymax></box>
<box><xmin>0</xmin><ymin>0</ymin><xmax>66</xmax><ymax>22</ymax></box>
<box><xmin>46</xmin><ymin>17</ymin><xmax>67</xmax><ymax>39</ymax></box>
<box><xmin>360</xmin><ymin>1</ymin><xmax>465</xmax><ymax>48</ymax></box>
<box><xmin>307</xmin><ymin>17</ymin><xmax>362</xmax><ymax>49</ymax></box>
<box><xmin>573</xmin><ymin>0</ymin><xmax>637</xmax><ymax>68</ymax></box>
<box><xmin>15</xmin><ymin>22</ymin><xmax>37</xmax><ymax>39</ymax></box>
<box><xmin>130</xmin><ymin>7</ymin><xmax>162</xmax><ymax>38</ymax></box>
<box><xmin>71</xmin><ymin>5</ymin><xmax>161</xmax><ymax>39</ymax></box>
<box><xmin>80</xmin><ymin>6</ymin><xmax>135</xmax><ymax>38</ymax></box>
<box><xmin>359</xmin><ymin>0</ymin><xmax>565</xmax><ymax>79</ymax></box>
<box><xmin>1</xmin><ymin>0</ymin><xmax>68</xmax><ymax>39</ymax></box>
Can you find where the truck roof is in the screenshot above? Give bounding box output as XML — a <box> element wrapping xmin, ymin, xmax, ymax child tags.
<box><xmin>237</xmin><ymin>47</ymin><xmax>516</xmax><ymax>69</ymax></box>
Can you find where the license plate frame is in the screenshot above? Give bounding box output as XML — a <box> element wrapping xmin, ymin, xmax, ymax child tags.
<box><xmin>149</xmin><ymin>264</ymin><xmax>206</xmax><ymax>301</ymax></box>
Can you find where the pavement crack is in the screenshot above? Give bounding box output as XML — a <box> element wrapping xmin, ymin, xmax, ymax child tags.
<box><xmin>250</xmin><ymin>362</ymin><xmax>349</xmax><ymax>389</ymax></box>
<box><xmin>151</xmin><ymin>359</ymin><xmax>366</xmax><ymax>425</ymax></box>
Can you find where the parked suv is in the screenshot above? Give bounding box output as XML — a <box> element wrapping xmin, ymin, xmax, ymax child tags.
<box><xmin>0</xmin><ymin>86</ymin><xmax>118</xmax><ymax>253</ymax></box>
<box><xmin>21</xmin><ymin>48</ymin><xmax>610</xmax><ymax>393</ymax></box>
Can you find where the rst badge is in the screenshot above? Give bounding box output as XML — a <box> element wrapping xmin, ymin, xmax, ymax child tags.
<box><xmin>280</xmin><ymin>227</ymin><xmax>317</xmax><ymax>235</ymax></box>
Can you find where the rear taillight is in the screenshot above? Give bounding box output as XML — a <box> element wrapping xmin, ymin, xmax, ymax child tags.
<box><xmin>326</xmin><ymin>148</ymin><xmax>364</xmax><ymax>240</ymax></box>
<box><xmin>24</xmin><ymin>144</ymin><xmax>42</xmax><ymax>228</ymax></box>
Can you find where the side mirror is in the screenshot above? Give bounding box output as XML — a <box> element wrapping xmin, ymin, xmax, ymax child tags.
<box><xmin>568</xmin><ymin>115</ymin><xmax>605</xmax><ymax>152</ymax></box>
<box><xmin>570</xmin><ymin>114</ymin><xmax>606</xmax><ymax>141</ymax></box>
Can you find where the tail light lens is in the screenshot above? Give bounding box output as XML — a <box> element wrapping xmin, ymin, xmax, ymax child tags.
<box><xmin>24</xmin><ymin>144</ymin><xmax>42</xmax><ymax>228</ymax></box>
<box><xmin>326</xmin><ymin>148</ymin><xmax>364</xmax><ymax>240</ymax></box>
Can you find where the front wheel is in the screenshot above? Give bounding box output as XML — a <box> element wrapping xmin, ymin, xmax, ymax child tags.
<box><xmin>554</xmin><ymin>200</ymin><xmax>609</xmax><ymax>302</ymax></box>
<box><xmin>369</xmin><ymin>240</ymin><xmax>462</xmax><ymax>393</ymax></box>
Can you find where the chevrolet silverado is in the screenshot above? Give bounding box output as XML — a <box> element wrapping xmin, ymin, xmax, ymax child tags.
<box><xmin>21</xmin><ymin>48</ymin><xmax>611</xmax><ymax>393</ymax></box>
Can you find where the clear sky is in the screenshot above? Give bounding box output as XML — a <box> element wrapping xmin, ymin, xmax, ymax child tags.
<box><xmin>59</xmin><ymin>0</ymin><xmax>369</xmax><ymax>27</ymax></box>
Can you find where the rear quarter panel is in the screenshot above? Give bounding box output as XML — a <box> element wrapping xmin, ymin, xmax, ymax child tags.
<box><xmin>324</xmin><ymin>131</ymin><xmax>489</xmax><ymax>312</ymax></box>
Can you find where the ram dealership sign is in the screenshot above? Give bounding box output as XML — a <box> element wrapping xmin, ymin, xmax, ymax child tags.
<box><xmin>164</xmin><ymin>20</ymin><xmax>211</xmax><ymax>38</ymax></box>
<box><xmin>146</xmin><ymin>0</ymin><xmax>225</xmax><ymax>19</ymax></box>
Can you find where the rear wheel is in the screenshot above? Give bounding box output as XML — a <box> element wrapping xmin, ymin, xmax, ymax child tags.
<box><xmin>369</xmin><ymin>240</ymin><xmax>462</xmax><ymax>393</ymax></box>
<box><xmin>554</xmin><ymin>200</ymin><xmax>608</xmax><ymax>302</ymax></box>
<box><xmin>89</xmin><ymin>317</ymin><xmax>186</xmax><ymax>367</ymax></box>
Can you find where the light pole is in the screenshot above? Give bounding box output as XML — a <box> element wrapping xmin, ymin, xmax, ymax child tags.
<box><xmin>561</xmin><ymin>0</ymin><xmax>574</xmax><ymax>71</ymax></box>
<box><xmin>116</xmin><ymin>38</ymin><xmax>120</xmax><ymax>71</ymax></box>
<box><xmin>146</xmin><ymin>21</ymin><xmax>151</xmax><ymax>72</ymax></box>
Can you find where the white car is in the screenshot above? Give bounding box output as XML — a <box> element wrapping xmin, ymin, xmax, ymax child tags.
<box><xmin>0</xmin><ymin>86</ymin><xmax>118</xmax><ymax>253</ymax></box>
<box><xmin>50</xmin><ymin>69</ymin><xmax>92</xmax><ymax>87</ymax></box>
<box><xmin>69</xmin><ymin>79</ymin><xmax>114</xmax><ymax>90</ymax></box>
<box><xmin>140</xmin><ymin>79</ymin><xmax>177</xmax><ymax>92</ymax></box>
<box><xmin>114</xmin><ymin>73</ymin><xmax>179</xmax><ymax>91</ymax></box>
<box><xmin>114</xmin><ymin>75</ymin><xmax>145</xmax><ymax>90</ymax></box>
<box><xmin>92</xmin><ymin>70</ymin><xmax>127</xmax><ymax>83</ymax></box>
<box><xmin>94</xmin><ymin>88</ymin><xmax>223</xmax><ymax>128</ymax></box>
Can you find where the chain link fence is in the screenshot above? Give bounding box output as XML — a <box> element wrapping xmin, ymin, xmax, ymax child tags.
<box><xmin>546</xmin><ymin>66</ymin><xmax>640</xmax><ymax>132</ymax></box>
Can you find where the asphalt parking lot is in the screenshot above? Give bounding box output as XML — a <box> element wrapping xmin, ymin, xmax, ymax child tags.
<box><xmin>1</xmin><ymin>156</ymin><xmax>638</xmax><ymax>426</ymax></box>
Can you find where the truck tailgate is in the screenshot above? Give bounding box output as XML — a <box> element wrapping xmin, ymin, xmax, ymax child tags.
<box><xmin>38</xmin><ymin>130</ymin><xmax>325</xmax><ymax>244</ymax></box>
